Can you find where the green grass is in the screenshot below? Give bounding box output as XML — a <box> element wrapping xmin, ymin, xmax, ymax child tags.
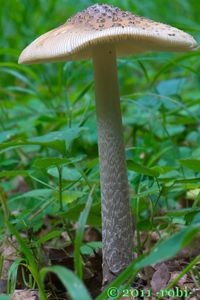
<box><xmin>0</xmin><ymin>0</ymin><xmax>200</xmax><ymax>299</ymax></box>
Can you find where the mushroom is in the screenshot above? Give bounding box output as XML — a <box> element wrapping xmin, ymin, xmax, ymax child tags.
<box><xmin>18</xmin><ymin>4</ymin><xmax>198</xmax><ymax>285</ymax></box>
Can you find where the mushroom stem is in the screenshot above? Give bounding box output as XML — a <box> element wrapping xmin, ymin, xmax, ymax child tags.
<box><xmin>92</xmin><ymin>45</ymin><xmax>134</xmax><ymax>285</ymax></box>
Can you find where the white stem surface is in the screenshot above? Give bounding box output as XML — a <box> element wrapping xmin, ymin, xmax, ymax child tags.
<box><xmin>92</xmin><ymin>45</ymin><xmax>134</xmax><ymax>285</ymax></box>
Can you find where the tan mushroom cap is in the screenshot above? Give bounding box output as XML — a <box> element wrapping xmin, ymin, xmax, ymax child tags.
<box><xmin>19</xmin><ymin>4</ymin><xmax>198</xmax><ymax>64</ymax></box>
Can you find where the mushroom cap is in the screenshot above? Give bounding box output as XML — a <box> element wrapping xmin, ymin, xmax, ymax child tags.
<box><xmin>19</xmin><ymin>4</ymin><xmax>198</xmax><ymax>64</ymax></box>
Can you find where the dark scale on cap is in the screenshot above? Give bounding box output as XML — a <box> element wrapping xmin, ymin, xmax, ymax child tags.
<box><xmin>66</xmin><ymin>3</ymin><xmax>192</xmax><ymax>39</ymax></box>
<box><xmin>112</xmin><ymin>16</ymin><xmax>119</xmax><ymax>22</ymax></box>
<box><xmin>67</xmin><ymin>4</ymin><xmax>140</xmax><ymax>30</ymax></box>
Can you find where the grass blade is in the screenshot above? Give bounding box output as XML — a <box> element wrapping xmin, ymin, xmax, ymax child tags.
<box><xmin>40</xmin><ymin>265</ymin><xmax>92</xmax><ymax>300</ymax></box>
<box><xmin>74</xmin><ymin>185</ymin><xmax>95</xmax><ymax>279</ymax></box>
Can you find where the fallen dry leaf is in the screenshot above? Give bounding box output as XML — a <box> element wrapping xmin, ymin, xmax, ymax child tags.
<box><xmin>12</xmin><ymin>289</ymin><xmax>39</xmax><ymax>300</ymax></box>
<box><xmin>151</xmin><ymin>263</ymin><xmax>170</xmax><ymax>293</ymax></box>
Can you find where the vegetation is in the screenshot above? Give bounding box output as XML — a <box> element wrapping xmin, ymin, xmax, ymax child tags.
<box><xmin>0</xmin><ymin>0</ymin><xmax>200</xmax><ymax>299</ymax></box>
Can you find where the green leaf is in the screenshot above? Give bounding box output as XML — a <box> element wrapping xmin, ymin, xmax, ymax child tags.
<box><xmin>54</xmin><ymin>190</ymin><xmax>84</xmax><ymax>203</ymax></box>
<box><xmin>192</xmin><ymin>212</ymin><xmax>200</xmax><ymax>224</ymax></box>
<box><xmin>127</xmin><ymin>160</ymin><xmax>159</xmax><ymax>177</ymax></box>
<box><xmin>12</xmin><ymin>189</ymin><xmax>53</xmax><ymax>201</ymax></box>
<box><xmin>137</xmin><ymin>220</ymin><xmax>152</xmax><ymax>231</ymax></box>
<box><xmin>30</xmin><ymin>127</ymin><xmax>85</xmax><ymax>152</ymax></box>
<box><xmin>29</xmin><ymin>134</ymin><xmax>67</xmax><ymax>155</ymax></box>
<box><xmin>0</xmin><ymin>296</ymin><xmax>12</xmax><ymax>300</ymax></box>
<box><xmin>80</xmin><ymin>241</ymin><xmax>102</xmax><ymax>255</ymax></box>
<box><xmin>175</xmin><ymin>178</ymin><xmax>200</xmax><ymax>184</ymax></box>
<box><xmin>0</xmin><ymin>159</ymin><xmax>18</xmax><ymax>167</ymax></box>
<box><xmin>33</xmin><ymin>158</ymin><xmax>69</xmax><ymax>169</ymax></box>
<box><xmin>36</xmin><ymin>230</ymin><xmax>62</xmax><ymax>245</ymax></box>
<box><xmin>62</xmin><ymin>202</ymin><xmax>101</xmax><ymax>226</ymax></box>
<box><xmin>7</xmin><ymin>258</ymin><xmax>25</xmax><ymax>294</ymax></box>
<box><xmin>48</xmin><ymin>166</ymin><xmax>81</xmax><ymax>181</ymax></box>
<box><xmin>0</xmin><ymin>170</ymin><xmax>29</xmax><ymax>178</ymax></box>
<box><xmin>180</xmin><ymin>159</ymin><xmax>200</xmax><ymax>172</ymax></box>
<box><xmin>0</xmin><ymin>139</ymin><xmax>65</xmax><ymax>155</ymax></box>
<box><xmin>151</xmin><ymin>166</ymin><xmax>176</xmax><ymax>174</ymax></box>
<box><xmin>159</xmin><ymin>177</ymin><xmax>200</xmax><ymax>184</ymax></box>
<box><xmin>185</xmin><ymin>210</ymin><xmax>200</xmax><ymax>224</ymax></box>
<box><xmin>166</xmin><ymin>208</ymin><xmax>197</xmax><ymax>217</ymax></box>
<box><xmin>157</xmin><ymin>78</ymin><xmax>186</xmax><ymax>96</ymax></box>
<box><xmin>133</xmin><ymin>187</ymin><xmax>160</xmax><ymax>200</ymax></box>
<box><xmin>0</xmin><ymin>130</ymin><xmax>17</xmax><ymax>143</ymax></box>
<box><xmin>40</xmin><ymin>266</ymin><xmax>92</xmax><ymax>300</ymax></box>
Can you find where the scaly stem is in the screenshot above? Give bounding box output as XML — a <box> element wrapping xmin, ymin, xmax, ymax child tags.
<box><xmin>92</xmin><ymin>45</ymin><xmax>134</xmax><ymax>285</ymax></box>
